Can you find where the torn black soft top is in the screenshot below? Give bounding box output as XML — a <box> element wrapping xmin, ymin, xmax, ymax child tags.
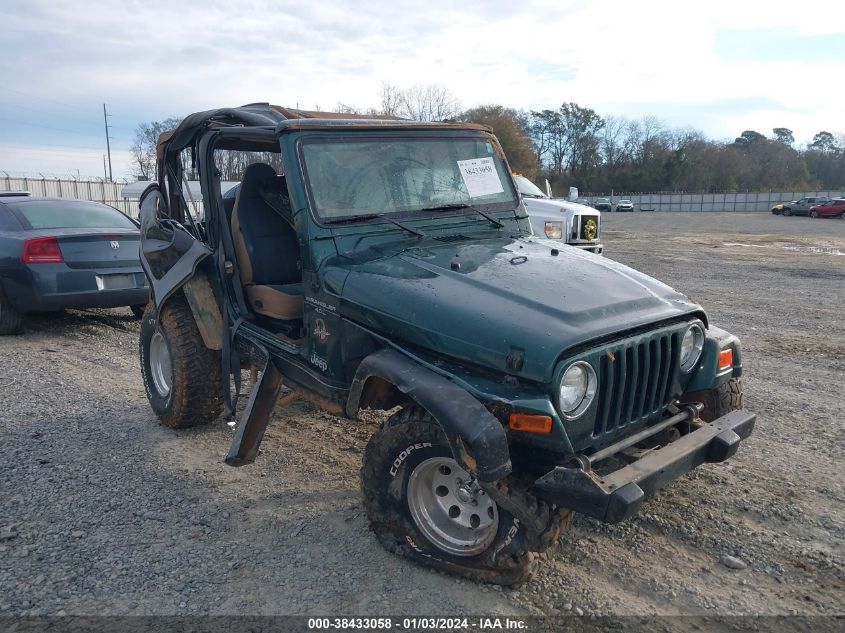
<box><xmin>156</xmin><ymin>103</ymin><xmax>402</xmax><ymax>169</ymax></box>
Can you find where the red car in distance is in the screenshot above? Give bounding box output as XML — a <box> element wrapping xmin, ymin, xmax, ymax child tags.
<box><xmin>808</xmin><ymin>198</ymin><xmax>845</xmax><ymax>218</ymax></box>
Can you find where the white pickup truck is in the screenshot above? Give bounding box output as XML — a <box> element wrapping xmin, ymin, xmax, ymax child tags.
<box><xmin>513</xmin><ymin>175</ymin><xmax>603</xmax><ymax>254</ymax></box>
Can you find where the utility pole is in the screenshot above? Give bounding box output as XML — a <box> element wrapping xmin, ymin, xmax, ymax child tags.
<box><xmin>103</xmin><ymin>155</ymin><xmax>108</xmax><ymax>181</ymax></box>
<box><xmin>102</xmin><ymin>103</ymin><xmax>113</xmax><ymax>182</ymax></box>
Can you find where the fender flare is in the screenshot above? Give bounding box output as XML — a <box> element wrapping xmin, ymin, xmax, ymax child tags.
<box><xmin>346</xmin><ymin>349</ymin><xmax>512</xmax><ymax>482</ymax></box>
<box><xmin>153</xmin><ymin>271</ymin><xmax>223</xmax><ymax>351</ymax></box>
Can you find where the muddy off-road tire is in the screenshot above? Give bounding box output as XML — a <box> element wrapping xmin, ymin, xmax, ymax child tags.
<box><xmin>361</xmin><ymin>407</ymin><xmax>571</xmax><ymax>585</ymax></box>
<box><xmin>0</xmin><ymin>284</ymin><xmax>23</xmax><ymax>335</ymax></box>
<box><xmin>682</xmin><ymin>378</ymin><xmax>744</xmax><ymax>422</ymax></box>
<box><xmin>139</xmin><ymin>293</ymin><xmax>223</xmax><ymax>428</ymax></box>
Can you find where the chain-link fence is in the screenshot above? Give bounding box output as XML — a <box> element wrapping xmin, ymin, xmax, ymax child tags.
<box><xmin>581</xmin><ymin>190</ymin><xmax>845</xmax><ymax>212</ymax></box>
<box><xmin>5</xmin><ymin>172</ymin><xmax>845</xmax><ymax>217</ymax></box>
<box><xmin>0</xmin><ymin>172</ymin><xmax>135</xmax><ymax>216</ymax></box>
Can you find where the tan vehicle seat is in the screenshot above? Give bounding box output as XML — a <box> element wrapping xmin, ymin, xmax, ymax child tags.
<box><xmin>230</xmin><ymin>163</ymin><xmax>303</xmax><ymax>320</ymax></box>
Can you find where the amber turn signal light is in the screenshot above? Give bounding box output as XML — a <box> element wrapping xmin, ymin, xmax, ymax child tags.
<box><xmin>508</xmin><ymin>414</ymin><xmax>553</xmax><ymax>433</ymax></box>
<box><xmin>718</xmin><ymin>348</ymin><xmax>733</xmax><ymax>370</ymax></box>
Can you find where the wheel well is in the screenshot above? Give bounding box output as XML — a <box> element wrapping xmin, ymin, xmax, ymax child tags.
<box><xmin>357</xmin><ymin>375</ymin><xmax>411</xmax><ymax>412</ymax></box>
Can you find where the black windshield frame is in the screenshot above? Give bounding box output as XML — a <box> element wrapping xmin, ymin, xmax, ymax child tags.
<box><xmin>296</xmin><ymin>131</ymin><xmax>519</xmax><ymax>227</ymax></box>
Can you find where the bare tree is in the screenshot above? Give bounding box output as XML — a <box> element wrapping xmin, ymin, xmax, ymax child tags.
<box><xmin>379</xmin><ymin>82</ymin><xmax>405</xmax><ymax>118</ymax></box>
<box><xmin>600</xmin><ymin>115</ymin><xmax>628</xmax><ymax>172</ymax></box>
<box><xmin>130</xmin><ymin>117</ymin><xmax>182</xmax><ymax>179</ymax></box>
<box><xmin>397</xmin><ymin>84</ymin><xmax>462</xmax><ymax>122</ymax></box>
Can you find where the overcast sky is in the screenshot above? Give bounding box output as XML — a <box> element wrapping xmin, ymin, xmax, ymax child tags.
<box><xmin>1</xmin><ymin>0</ymin><xmax>843</xmax><ymax>179</ymax></box>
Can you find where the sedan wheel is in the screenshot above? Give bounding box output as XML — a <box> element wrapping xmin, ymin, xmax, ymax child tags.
<box><xmin>810</xmin><ymin>211</ymin><xmax>818</xmax><ymax>218</ymax></box>
<box><xmin>0</xmin><ymin>285</ymin><xmax>23</xmax><ymax>335</ymax></box>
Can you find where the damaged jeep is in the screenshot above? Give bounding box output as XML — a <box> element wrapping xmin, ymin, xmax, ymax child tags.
<box><xmin>137</xmin><ymin>103</ymin><xmax>755</xmax><ymax>585</ymax></box>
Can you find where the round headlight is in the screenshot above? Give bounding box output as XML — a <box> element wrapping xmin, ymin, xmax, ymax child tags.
<box><xmin>558</xmin><ymin>361</ymin><xmax>597</xmax><ymax>419</ymax></box>
<box><xmin>680</xmin><ymin>323</ymin><xmax>705</xmax><ymax>372</ymax></box>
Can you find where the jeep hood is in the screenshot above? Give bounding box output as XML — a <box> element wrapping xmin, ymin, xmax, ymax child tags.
<box><xmin>333</xmin><ymin>237</ymin><xmax>703</xmax><ymax>383</ymax></box>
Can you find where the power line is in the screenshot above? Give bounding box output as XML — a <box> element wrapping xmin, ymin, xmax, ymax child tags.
<box><xmin>0</xmin><ymin>116</ymin><xmax>132</xmax><ymax>142</ymax></box>
<box><xmin>0</xmin><ymin>98</ymin><xmax>102</xmax><ymax>128</ymax></box>
<box><xmin>2</xmin><ymin>87</ymin><xmax>93</xmax><ymax>114</ymax></box>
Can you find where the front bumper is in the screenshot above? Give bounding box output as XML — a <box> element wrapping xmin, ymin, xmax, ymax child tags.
<box><xmin>571</xmin><ymin>242</ymin><xmax>603</xmax><ymax>254</ymax></box>
<box><xmin>532</xmin><ymin>408</ymin><xmax>756</xmax><ymax>523</ymax></box>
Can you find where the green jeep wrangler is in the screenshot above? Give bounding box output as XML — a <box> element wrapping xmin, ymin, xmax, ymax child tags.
<box><xmin>137</xmin><ymin>103</ymin><xmax>755</xmax><ymax>585</ymax></box>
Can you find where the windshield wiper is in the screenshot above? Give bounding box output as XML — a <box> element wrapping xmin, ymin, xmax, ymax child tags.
<box><xmin>420</xmin><ymin>203</ymin><xmax>505</xmax><ymax>228</ymax></box>
<box><xmin>323</xmin><ymin>213</ymin><xmax>425</xmax><ymax>238</ymax></box>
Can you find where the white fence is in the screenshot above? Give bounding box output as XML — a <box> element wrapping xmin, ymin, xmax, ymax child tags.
<box><xmin>582</xmin><ymin>190</ymin><xmax>845</xmax><ymax>212</ymax></box>
<box><xmin>5</xmin><ymin>174</ymin><xmax>845</xmax><ymax>216</ymax></box>
<box><xmin>0</xmin><ymin>174</ymin><xmax>136</xmax><ymax>216</ymax></box>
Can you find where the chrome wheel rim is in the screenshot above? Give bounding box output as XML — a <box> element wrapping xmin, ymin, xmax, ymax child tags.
<box><xmin>407</xmin><ymin>456</ymin><xmax>499</xmax><ymax>557</ymax></box>
<box><xmin>149</xmin><ymin>331</ymin><xmax>173</xmax><ymax>398</ymax></box>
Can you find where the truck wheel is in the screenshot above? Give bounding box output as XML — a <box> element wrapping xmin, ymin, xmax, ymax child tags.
<box><xmin>139</xmin><ymin>293</ymin><xmax>223</xmax><ymax>428</ymax></box>
<box><xmin>782</xmin><ymin>207</ymin><xmax>791</xmax><ymax>216</ymax></box>
<box><xmin>683</xmin><ymin>378</ymin><xmax>743</xmax><ymax>422</ymax></box>
<box><xmin>0</xmin><ymin>284</ymin><xmax>23</xmax><ymax>335</ymax></box>
<box><xmin>361</xmin><ymin>408</ymin><xmax>571</xmax><ymax>585</ymax></box>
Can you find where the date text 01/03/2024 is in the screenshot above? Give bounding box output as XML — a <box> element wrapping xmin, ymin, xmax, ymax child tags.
<box><xmin>307</xmin><ymin>617</ymin><xmax>528</xmax><ymax>630</ymax></box>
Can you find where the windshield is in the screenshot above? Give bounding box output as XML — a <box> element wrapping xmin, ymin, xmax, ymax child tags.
<box><xmin>300</xmin><ymin>135</ymin><xmax>518</xmax><ymax>221</ymax></box>
<box><xmin>9</xmin><ymin>200</ymin><xmax>136</xmax><ymax>230</ymax></box>
<box><xmin>513</xmin><ymin>175</ymin><xmax>547</xmax><ymax>198</ymax></box>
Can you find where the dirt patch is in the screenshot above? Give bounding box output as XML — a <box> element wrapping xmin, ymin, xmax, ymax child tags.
<box><xmin>1</xmin><ymin>212</ymin><xmax>843</xmax><ymax>617</ymax></box>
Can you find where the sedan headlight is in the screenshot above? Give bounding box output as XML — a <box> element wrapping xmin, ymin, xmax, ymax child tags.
<box><xmin>558</xmin><ymin>361</ymin><xmax>597</xmax><ymax>419</ymax></box>
<box><xmin>544</xmin><ymin>221</ymin><xmax>563</xmax><ymax>239</ymax></box>
<box><xmin>680</xmin><ymin>323</ymin><xmax>705</xmax><ymax>372</ymax></box>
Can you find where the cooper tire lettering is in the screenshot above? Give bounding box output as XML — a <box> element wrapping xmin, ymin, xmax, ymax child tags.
<box><xmin>389</xmin><ymin>442</ymin><xmax>433</xmax><ymax>477</ymax></box>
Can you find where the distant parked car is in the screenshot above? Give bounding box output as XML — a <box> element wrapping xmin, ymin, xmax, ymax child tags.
<box><xmin>593</xmin><ymin>197</ymin><xmax>612</xmax><ymax>212</ymax></box>
<box><xmin>615</xmin><ymin>199</ymin><xmax>634</xmax><ymax>212</ymax></box>
<box><xmin>0</xmin><ymin>197</ymin><xmax>149</xmax><ymax>334</ymax></box>
<box><xmin>808</xmin><ymin>198</ymin><xmax>845</xmax><ymax>218</ymax></box>
<box><xmin>775</xmin><ymin>196</ymin><xmax>831</xmax><ymax>216</ymax></box>
<box><xmin>514</xmin><ymin>175</ymin><xmax>603</xmax><ymax>253</ymax></box>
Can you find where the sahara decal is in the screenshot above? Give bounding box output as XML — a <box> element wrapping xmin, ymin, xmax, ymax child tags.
<box><xmin>313</xmin><ymin>318</ymin><xmax>331</xmax><ymax>344</ymax></box>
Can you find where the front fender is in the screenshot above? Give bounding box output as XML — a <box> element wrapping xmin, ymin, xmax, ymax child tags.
<box><xmin>346</xmin><ymin>349</ymin><xmax>512</xmax><ymax>482</ymax></box>
<box><xmin>685</xmin><ymin>324</ymin><xmax>743</xmax><ymax>392</ymax></box>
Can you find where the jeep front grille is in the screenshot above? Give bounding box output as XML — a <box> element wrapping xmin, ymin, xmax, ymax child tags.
<box><xmin>593</xmin><ymin>330</ymin><xmax>680</xmax><ymax>437</ymax></box>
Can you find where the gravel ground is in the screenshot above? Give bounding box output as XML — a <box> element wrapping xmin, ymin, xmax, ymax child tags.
<box><xmin>1</xmin><ymin>212</ymin><xmax>843</xmax><ymax>617</ymax></box>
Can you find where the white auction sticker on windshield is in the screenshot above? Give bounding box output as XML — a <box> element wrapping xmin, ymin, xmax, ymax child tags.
<box><xmin>457</xmin><ymin>157</ymin><xmax>504</xmax><ymax>198</ymax></box>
